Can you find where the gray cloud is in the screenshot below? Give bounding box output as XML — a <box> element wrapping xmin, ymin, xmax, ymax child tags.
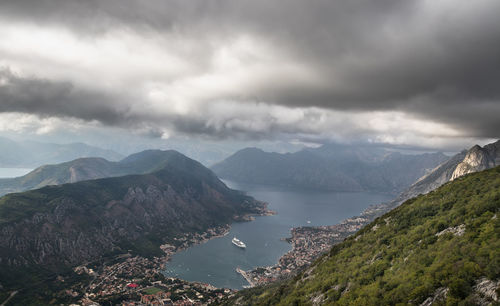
<box><xmin>0</xmin><ymin>69</ymin><xmax>133</xmax><ymax>125</ymax></box>
<box><xmin>0</xmin><ymin>0</ymin><xmax>499</xmax><ymax>142</ymax></box>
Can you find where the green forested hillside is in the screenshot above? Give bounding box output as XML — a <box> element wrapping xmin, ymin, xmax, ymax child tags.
<box><xmin>229</xmin><ymin>166</ymin><xmax>500</xmax><ymax>305</ymax></box>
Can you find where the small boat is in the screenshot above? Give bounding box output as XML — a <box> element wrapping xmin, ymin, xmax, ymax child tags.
<box><xmin>232</xmin><ymin>237</ymin><xmax>246</xmax><ymax>248</ymax></box>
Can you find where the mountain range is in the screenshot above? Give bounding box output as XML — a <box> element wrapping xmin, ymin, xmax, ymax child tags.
<box><xmin>212</xmin><ymin>144</ymin><xmax>449</xmax><ymax>194</ymax></box>
<box><xmin>0</xmin><ymin>137</ymin><xmax>123</xmax><ymax>168</ymax></box>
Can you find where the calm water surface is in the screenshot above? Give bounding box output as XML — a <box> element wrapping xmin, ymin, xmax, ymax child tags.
<box><xmin>163</xmin><ymin>180</ymin><xmax>393</xmax><ymax>289</ymax></box>
<box><xmin>0</xmin><ymin>168</ymin><xmax>33</xmax><ymax>178</ymax></box>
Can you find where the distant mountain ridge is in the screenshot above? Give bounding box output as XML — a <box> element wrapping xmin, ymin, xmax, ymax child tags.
<box><xmin>0</xmin><ymin>136</ymin><xmax>123</xmax><ymax>167</ymax></box>
<box><xmin>0</xmin><ymin>149</ymin><xmax>190</xmax><ymax>196</ymax></box>
<box><xmin>212</xmin><ymin>144</ymin><xmax>449</xmax><ymax>194</ymax></box>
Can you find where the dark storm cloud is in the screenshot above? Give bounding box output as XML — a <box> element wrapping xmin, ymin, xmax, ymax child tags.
<box><xmin>0</xmin><ymin>68</ymin><xmax>273</xmax><ymax>140</ymax></box>
<box><xmin>0</xmin><ymin>0</ymin><xmax>499</xmax><ymax>139</ymax></box>
<box><xmin>0</xmin><ymin>68</ymin><xmax>131</xmax><ymax>125</ymax></box>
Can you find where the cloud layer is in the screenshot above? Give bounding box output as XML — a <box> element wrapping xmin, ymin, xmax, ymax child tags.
<box><xmin>0</xmin><ymin>0</ymin><xmax>499</xmax><ymax>147</ymax></box>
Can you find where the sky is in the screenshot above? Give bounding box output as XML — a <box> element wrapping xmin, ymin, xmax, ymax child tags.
<box><xmin>0</xmin><ymin>0</ymin><xmax>499</xmax><ymax>155</ymax></box>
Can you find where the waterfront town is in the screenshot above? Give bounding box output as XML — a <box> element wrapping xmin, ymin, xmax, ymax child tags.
<box><xmin>66</xmin><ymin>226</ymin><xmax>235</xmax><ymax>305</ymax></box>
<box><xmin>240</xmin><ymin>201</ymin><xmax>393</xmax><ymax>286</ymax></box>
<box><xmin>59</xmin><ymin>206</ymin><xmax>277</xmax><ymax>305</ymax></box>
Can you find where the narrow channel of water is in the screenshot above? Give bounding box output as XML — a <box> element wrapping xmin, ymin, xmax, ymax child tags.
<box><xmin>163</xmin><ymin>180</ymin><xmax>393</xmax><ymax>289</ymax></box>
<box><xmin>0</xmin><ymin>168</ymin><xmax>33</xmax><ymax>178</ymax></box>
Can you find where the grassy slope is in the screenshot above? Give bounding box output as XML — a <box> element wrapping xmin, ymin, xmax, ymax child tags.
<box><xmin>230</xmin><ymin>166</ymin><xmax>500</xmax><ymax>305</ymax></box>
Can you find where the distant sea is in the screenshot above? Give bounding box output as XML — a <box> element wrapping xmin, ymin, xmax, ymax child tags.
<box><xmin>163</xmin><ymin>180</ymin><xmax>393</xmax><ymax>289</ymax></box>
<box><xmin>0</xmin><ymin>168</ymin><xmax>33</xmax><ymax>178</ymax></box>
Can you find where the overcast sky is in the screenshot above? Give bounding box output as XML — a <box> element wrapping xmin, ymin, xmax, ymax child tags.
<box><xmin>0</xmin><ymin>0</ymin><xmax>498</xmax><ymax>152</ymax></box>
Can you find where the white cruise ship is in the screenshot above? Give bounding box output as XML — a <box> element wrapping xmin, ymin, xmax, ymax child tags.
<box><xmin>232</xmin><ymin>237</ymin><xmax>246</xmax><ymax>248</ymax></box>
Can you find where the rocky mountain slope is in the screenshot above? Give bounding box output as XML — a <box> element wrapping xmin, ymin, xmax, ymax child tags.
<box><xmin>227</xmin><ymin>166</ymin><xmax>500</xmax><ymax>305</ymax></box>
<box><xmin>0</xmin><ymin>149</ymin><xmax>195</xmax><ymax>196</ymax></box>
<box><xmin>392</xmin><ymin>140</ymin><xmax>500</xmax><ymax>207</ymax></box>
<box><xmin>0</xmin><ymin>151</ymin><xmax>265</xmax><ymax>289</ymax></box>
<box><xmin>212</xmin><ymin>144</ymin><xmax>448</xmax><ymax>193</ymax></box>
<box><xmin>0</xmin><ymin>136</ymin><xmax>122</xmax><ymax>167</ymax></box>
<box><xmin>451</xmin><ymin>141</ymin><xmax>500</xmax><ymax>180</ymax></box>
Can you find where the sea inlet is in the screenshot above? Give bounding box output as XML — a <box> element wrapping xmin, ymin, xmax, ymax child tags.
<box><xmin>163</xmin><ymin>180</ymin><xmax>393</xmax><ymax>289</ymax></box>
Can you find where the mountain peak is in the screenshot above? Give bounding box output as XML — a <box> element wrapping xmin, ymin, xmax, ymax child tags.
<box><xmin>234</xmin><ymin>147</ymin><xmax>266</xmax><ymax>155</ymax></box>
<box><xmin>391</xmin><ymin>139</ymin><xmax>500</xmax><ymax>206</ymax></box>
<box><xmin>0</xmin><ymin>149</ymin><xmax>204</xmax><ymax>196</ymax></box>
<box><xmin>120</xmin><ymin>149</ymin><xmax>182</xmax><ymax>163</ymax></box>
<box><xmin>451</xmin><ymin>142</ymin><xmax>499</xmax><ymax>180</ymax></box>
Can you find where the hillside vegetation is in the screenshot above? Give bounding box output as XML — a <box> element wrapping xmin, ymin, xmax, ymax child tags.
<box><xmin>228</xmin><ymin>166</ymin><xmax>500</xmax><ymax>305</ymax></box>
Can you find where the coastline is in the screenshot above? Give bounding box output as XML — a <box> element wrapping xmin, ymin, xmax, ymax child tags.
<box><xmin>240</xmin><ymin>200</ymin><xmax>396</xmax><ymax>287</ymax></box>
<box><xmin>235</xmin><ymin>268</ymin><xmax>256</xmax><ymax>288</ymax></box>
<box><xmin>75</xmin><ymin>205</ymin><xmax>274</xmax><ymax>305</ymax></box>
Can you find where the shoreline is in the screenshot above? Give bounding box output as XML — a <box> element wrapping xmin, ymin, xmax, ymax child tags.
<box><xmin>160</xmin><ymin>201</ymin><xmax>275</xmax><ymax>271</ymax></box>
<box><xmin>235</xmin><ymin>268</ymin><xmax>256</xmax><ymax>288</ymax></box>
<box><xmin>75</xmin><ymin>206</ymin><xmax>274</xmax><ymax>305</ymax></box>
<box><xmin>240</xmin><ymin>200</ymin><xmax>396</xmax><ymax>287</ymax></box>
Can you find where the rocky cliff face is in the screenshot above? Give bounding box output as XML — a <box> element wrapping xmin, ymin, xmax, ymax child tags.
<box><xmin>391</xmin><ymin>140</ymin><xmax>500</xmax><ymax>206</ymax></box>
<box><xmin>0</xmin><ymin>152</ymin><xmax>265</xmax><ymax>272</ymax></box>
<box><xmin>451</xmin><ymin>143</ymin><xmax>499</xmax><ymax>180</ymax></box>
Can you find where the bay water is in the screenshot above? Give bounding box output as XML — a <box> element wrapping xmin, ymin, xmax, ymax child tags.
<box><xmin>163</xmin><ymin>180</ymin><xmax>393</xmax><ymax>289</ymax></box>
<box><xmin>0</xmin><ymin>168</ymin><xmax>33</xmax><ymax>178</ymax></box>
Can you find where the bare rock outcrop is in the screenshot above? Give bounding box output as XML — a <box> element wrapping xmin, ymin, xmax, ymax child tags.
<box><xmin>474</xmin><ymin>277</ymin><xmax>499</xmax><ymax>304</ymax></box>
<box><xmin>389</xmin><ymin>140</ymin><xmax>500</xmax><ymax>209</ymax></box>
<box><xmin>451</xmin><ymin>145</ymin><xmax>498</xmax><ymax>180</ymax></box>
<box><xmin>420</xmin><ymin>287</ymin><xmax>449</xmax><ymax>306</ymax></box>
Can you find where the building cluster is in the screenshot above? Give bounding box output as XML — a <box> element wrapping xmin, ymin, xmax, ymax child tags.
<box><xmin>170</xmin><ymin>225</ymin><xmax>230</xmax><ymax>252</ymax></box>
<box><xmin>242</xmin><ymin>208</ymin><xmax>385</xmax><ymax>286</ymax></box>
<box><xmin>121</xmin><ymin>280</ymin><xmax>230</xmax><ymax>305</ymax></box>
<box><xmin>69</xmin><ymin>224</ymin><xmax>233</xmax><ymax>305</ymax></box>
<box><xmin>74</xmin><ymin>254</ymin><xmax>233</xmax><ymax>305</ymax></box>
